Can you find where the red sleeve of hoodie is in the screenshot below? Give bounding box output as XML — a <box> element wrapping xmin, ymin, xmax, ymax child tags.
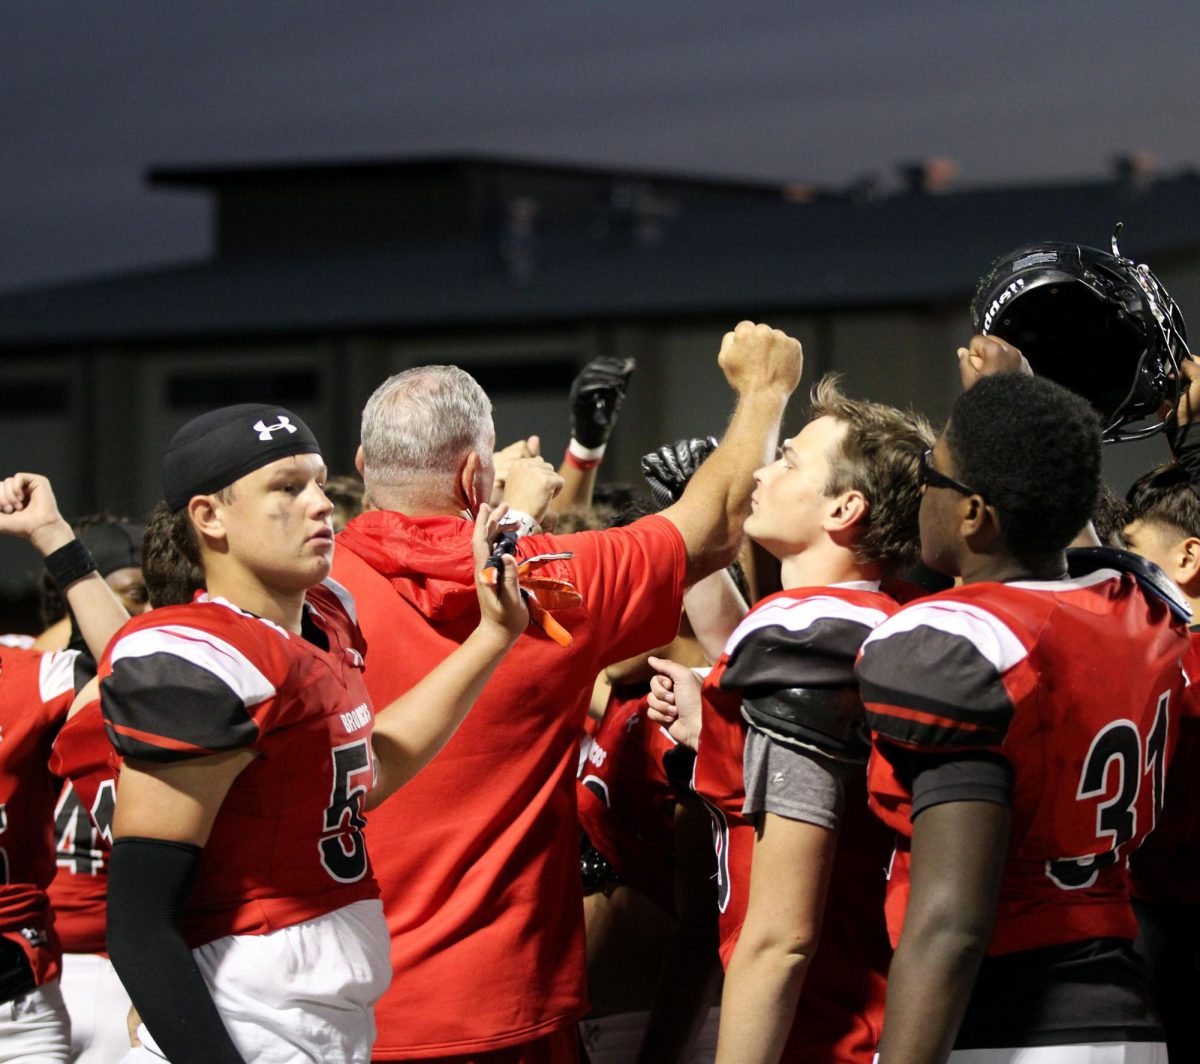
<box><xmin>552</xmin><ymin>513</ymin><xmax>687</xmax><ymax>666</ymax></box>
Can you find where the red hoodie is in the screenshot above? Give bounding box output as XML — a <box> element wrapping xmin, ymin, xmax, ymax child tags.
<box><xmin>333</xmin><ymin>510</ymin><xmax>686</xmax><ymax>1058</ymax></box>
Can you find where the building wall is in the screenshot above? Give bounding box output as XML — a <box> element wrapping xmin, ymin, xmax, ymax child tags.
<box><xmin>1</xmin><ymin>287</ymin><xmax>1192</xmax><ymax>607</ymax></box>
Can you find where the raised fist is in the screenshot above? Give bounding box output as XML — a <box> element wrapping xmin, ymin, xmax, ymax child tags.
<box><xmin>717</xmin><ymin>321</ymin><xmax>802</xmax><ymax>398</ymax></box>
<box><xmin>569</xmin><ymin>356</ymin><xmax>636</xmax><ymax>448</ymax></box>
<box><xmin>501</xmin><ymin>456</ymin><xmax>564</xmax><ymax>528</ymax></box>
<box><xmin>0</xmin><ymin>473</ymin><xmax>73</xmax><ymax>555</ymax></box>
<box><xmin>641</xmin><ymin>437</ymin><xmax>719</xmax><ymax>510</ymax></box>
<box><xmin>957</xmin><ymin>334</ymin><xmax>1032</xmax><ymax>391</ymax></box>
<box><xmin>491</xmin><ymin>435</ymin><xmax>541</xmax><ymax>506</ymax></box>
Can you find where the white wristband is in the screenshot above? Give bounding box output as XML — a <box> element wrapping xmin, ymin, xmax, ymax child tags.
<box><xmin>567</xmin><ymin>438</ymin><xmax>607</xmax><ymax>462</ymax></box>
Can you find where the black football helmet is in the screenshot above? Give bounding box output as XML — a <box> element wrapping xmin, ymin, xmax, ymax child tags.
<box><xmin>971</xmin><ymin>230</ymin><xmax>1190</xmax><ymax>442</ymax></box>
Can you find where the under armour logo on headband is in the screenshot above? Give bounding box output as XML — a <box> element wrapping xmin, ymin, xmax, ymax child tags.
<box><xmin>253</xmin><ymin>416</ymin><xmax>298</xmax><ymax>441</ymax></box>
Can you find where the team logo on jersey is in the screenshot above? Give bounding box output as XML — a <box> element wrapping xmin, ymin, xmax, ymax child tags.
<box><xmin>253</xmin><ymin>416</ymin><xmax>298</xmax><ymax>441</ymax></box>
<box><xmin>339</xmin><ymin>702</ymin><xmax>371</xmax><ymax>734</ymax></box>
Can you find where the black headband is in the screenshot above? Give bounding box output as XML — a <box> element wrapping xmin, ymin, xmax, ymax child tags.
<box><xmin>163</xmin><ymin>404</ymin><xmax>323</xmax><ymax>511</ymax></box>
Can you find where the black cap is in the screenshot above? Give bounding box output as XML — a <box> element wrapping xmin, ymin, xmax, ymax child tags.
<box><xmin>163</xmin><ymin>404</ymin><xmax>323</xmax><ymax>511</ymax></box>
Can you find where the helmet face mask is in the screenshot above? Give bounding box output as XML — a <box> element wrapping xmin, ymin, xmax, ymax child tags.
<box><xmin>971</xmin><ymin>239</ymin><xmax>1190</xmax><ymax>442</ymax></box>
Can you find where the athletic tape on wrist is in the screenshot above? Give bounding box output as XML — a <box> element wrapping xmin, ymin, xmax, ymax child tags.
<box><xmin>500</xmin><ymin>508</ymin><xmax>539</xmax><ymax>537</ymax></box>
<box><xmin>44</xmin><ymin>538</ymin><xmax>99</xmax><ymax>590</ymax></box>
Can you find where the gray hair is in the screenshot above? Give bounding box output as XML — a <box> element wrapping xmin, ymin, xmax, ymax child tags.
<box><xmin>360</xmin><ymin>365</ymin><xmax>493</xmax><ymax>484</ymax></box>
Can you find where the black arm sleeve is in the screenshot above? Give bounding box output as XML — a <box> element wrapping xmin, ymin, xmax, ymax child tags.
<box><xmin>107</xmin><ymin>837</ymin><xmax>245</xmax><ymax>1064</ymax></box>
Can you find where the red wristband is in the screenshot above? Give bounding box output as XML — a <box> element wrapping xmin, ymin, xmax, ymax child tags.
<box><xmin>565</xmin><ymin>439</ymin><xmax>606</xmax><ymax>472</ymax></box>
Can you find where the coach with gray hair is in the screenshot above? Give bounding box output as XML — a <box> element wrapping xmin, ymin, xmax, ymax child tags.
<box><xmin>333</xmin><ymin>322</ymin><xmax>802</xmax><ymax>1063</ymax></box>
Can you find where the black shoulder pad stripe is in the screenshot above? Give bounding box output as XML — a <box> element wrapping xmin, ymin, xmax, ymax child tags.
<box><xmin>723</xmin><ymin>617</ymin><xmax>870</xmax><ymax>692</ymax></box>
<box><xmin>102</xmin><ymin>652</ymin><xmax>260</xmax><ymax>762</ymax></box>
<box><xmin>857</xmin><ymin>626</ymin><xmax>1014</xmax><ymax>750</ymax></box>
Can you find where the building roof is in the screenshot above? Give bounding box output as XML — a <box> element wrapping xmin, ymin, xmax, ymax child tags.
<box><xmin>1</xmin><ymin>155</ymin><xmax>1197</xmax><ymax>349</ymax></box>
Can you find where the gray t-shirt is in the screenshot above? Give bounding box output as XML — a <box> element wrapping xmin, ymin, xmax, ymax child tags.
<box><xmin>741</xmin><ymin>725</ymin><xmax>854</xmax><ymax>831</ymax></box>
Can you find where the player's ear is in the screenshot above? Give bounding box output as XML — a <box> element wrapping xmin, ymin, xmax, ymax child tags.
<box><xmin>1173</xmin><ymin>536</ymin><xmax>1200</xmax><ymax>593</ymax></box>
<box><xmin>958</xmin><ymin>494</ymin><xmax>997</xmax><ymax>547</ymax></box>
<box><xmin>354</xmin><ymin>445</ymin><xmax>366</xmax><ymax>477</ymax></box>
<box><xmin>825</xmin><ymin>489</ymin><xmax>868</xmax><ymax>536</ymax></box>
<box><xmin>188</xmin><ymin>494</ymin><xmax>228</xmax><ymax>547</ymax></box>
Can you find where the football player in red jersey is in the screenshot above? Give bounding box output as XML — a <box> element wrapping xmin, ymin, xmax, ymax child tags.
<box><xmin>0</xmin><ymin>473</ymin><xmax>133</xmax><ymax>1061</ymax></box>
<box><xmin>857</xmin><ymin>371</ymin><xmax>1185</xmax><ymax>1063</ymax></box>
<box><xmin>649</xmin><ymin>376</ymin><xmax>933</xmax><ymax>1064</ymax></box>
<box><xmin>1121</xmin><ymin>463</ymin><xmax>1200</xmax><ymax>1064</ymax></box>
<box><xmin>99</xmin><ymin>404</ymin><xmax>528</xmax><ymax>1064</ymax></box>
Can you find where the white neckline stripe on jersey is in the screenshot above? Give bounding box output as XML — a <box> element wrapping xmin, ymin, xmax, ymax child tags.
<box><xmin>110</xmin><ymin>626</ymin><xmax>277</xmax><ymax>708</ymax></box>
<box><xmin>321</xmin><ymin>577</ymin><xmax>358</xmax><ymax>625</ymax></box>
<box><xmin>861</xmin><ymin>600</ymin><xmax>1028</xmax><ymax>674</ymax></box>
<box><xmin>724</xmin><ymin>594</ymin><xmax>889</xmax><ymax>659</ymax></box>
<box><xmin>1004</xmin><ymin>569</ymin><xmax>1121</xmax><ymax>592</ymax></box>
<box><xmin>197</xmin><ymin>594</ymin><xmax>292</xmax><ymax>639</ymax></box>
<box><xmin>39</xmin><ymin>649</ymin><xmax>79</xmax><ymax>703</ymax></box>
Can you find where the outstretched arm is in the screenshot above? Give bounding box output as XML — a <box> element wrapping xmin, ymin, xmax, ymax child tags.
<box><xmin>877</xmin><ymin>797</ymin><xmax>1010</xmax><ymax>1064</ymax></box>
<box><xmin>659</xmin><ymin>323</ymin><xmax>802</xmax><ymax>586</ymax></box>
<box><xmin>0</xmin><ymin>473</ymin><xmax>129</xmax><ymax>660</ymax></box>
<box><xmin>556</xmin><ymin>355</ymin><xmax>637</xmax><ymax>512</ymax></box>
<box><xmin>367</xmin><ymin>504</ymin><xmax>528</xmax><ymax>806</ymax></box>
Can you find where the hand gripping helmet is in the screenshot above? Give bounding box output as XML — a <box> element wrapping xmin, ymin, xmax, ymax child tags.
<box><xmin>971</xmin><ymin>229</ymin><xmax>1190</xmax><ymax>442</ymax></box>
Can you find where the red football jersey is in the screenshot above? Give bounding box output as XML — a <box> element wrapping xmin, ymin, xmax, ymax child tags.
<box><xmin>99</xmin><ymin>581</ymin><xmax>379</xmax><ymax>948</ymax></box>
<box><xmin>0</xmin><ymin>646</ymin><xmax>85</xmax><ymax>985</ymax></box>
<box><xmin>1130</xmin><ymin>629</ymin><xmax>1200</xmax><ymax>904</ymax></box>
<box><xmin>47</xmin><ymin>695</ymin><xmax>115</xmax><ymax>954</ymax></box>
<box><xmin>694</xmin><ymin>584</ymin><xmax>898</xmax><ymax>1064</ymax></box>
<box><xmin>858</xmin><ymin>569</ymin><xmax>1189</xmax><ymax>955</ymax></box>
<box><xmin>333</xmin><ymin>511</ymin><xmax>686</xmax><ymax>1058</ymax></box>
<box><xmin>577</xmin><ymin>688</ymin><xmax>681</xmax><ymax>913</ymax></box>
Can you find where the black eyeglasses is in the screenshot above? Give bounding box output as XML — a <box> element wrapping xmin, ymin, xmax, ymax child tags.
<box><xmin>918</xmin><ymin>449</ymin><xmax>983</xmax><ymax>499</ymax></box>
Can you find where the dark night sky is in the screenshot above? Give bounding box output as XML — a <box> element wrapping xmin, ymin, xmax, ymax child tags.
<box><xmin>3</xmin><ymin>1</ymin><xmax>1199</xmax><ymax>295</ymax></box>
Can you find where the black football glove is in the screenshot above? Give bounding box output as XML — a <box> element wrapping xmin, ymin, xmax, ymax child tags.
<box><xmin>641</xmin><ymin>436</ymin><xmax>719</xmax><ymax>510</ymax></box>
<box><xmin>569</xmin><ymin>356</ymin><xmax>636</xmax><ymax>449</ymax></box>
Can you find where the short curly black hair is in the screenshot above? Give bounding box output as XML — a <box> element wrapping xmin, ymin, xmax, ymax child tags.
<box><xmin>945</xmin><ymin>374</ymin><xmax>1101</xmax><ymax>559</ymax></box>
